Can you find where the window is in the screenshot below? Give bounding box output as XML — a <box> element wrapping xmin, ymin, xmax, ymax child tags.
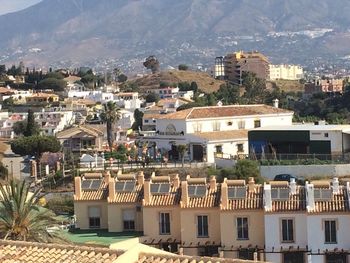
<box><xmin>254</xmin><ymin>120</ymin><xmax>261</xmax><ymax>128</ymax></box>
<box><xmin>215</xmin><ymin>145</ymin><xmax>223</xmax><ymax>154</ymax></box>
<box><xmin>144</xmin><ymin>119</ymin><xmax>149</xmax><ymax>123</ymax></box>
<box><xmin>198</xmin><ymin>246</ymin><xmax>219</xmax><ymax>257</ymax></box>
<box><xmin>325</xmin><ymin>253</ymin><xmax>347</xmax><ymax>263</ymax></box>
<box><xmin>237</xmin><ymin>217</ymin><xmax>249</xmax><ymax>240</ymax></box>
<box><xmin>281</xmin><ymin>219</ymin><xmax>294</xmax><ymax>242</ymax></box>
<box><xmin>283</xmin><ymin>252</ymin><xmax>305</xmax><ymax>263</ymax></box>
<box><xmin>88</xmin><ymin>207</ymin><xmax>101</xmax><ymax>229</ymax></box>
<box><xmin>227</xmin><ymin>121</ymin><xmax>233</xmax><ymax>126</ymax></box>
<box><xmin>197</xmin><ymin>215</ymin><xmax>209</xmax><ymax>237</ymax></box>
<box><xmin>212</xmin><ymin>121</ymin><xmax>221</xmax><ymax>131</ymax></box>
<box><xmin>324</xmin><ymin>133</ymin><xmax>329</xmax><ymax>138</ymax></box>
<box><xmin>159</xmin><ymin>212</ymin><xmax>171</xmax><ymax>235</ymax></box>
<box><xmin>193</xmin><ymin>122</ymin><xmax>202</xmax><ymax>132</ymax></box>
<box><xmin>123</xmin><ymin>210</ymin><xmax>135</xmax><ymax>231</ymax></box>
<box><xmin>237</xmin><ymin>143</ymin><xmax>244</xmax><ymax>153</ymax></box>
<box><xmin>238</xmin><ymin>120</ymin><xmax>245</xmax><ymax>129</ymax></box>
<box><xmin>324</xmin><ymin>220</ymin><xmax>337</xmax><ymax>243</ymax></box>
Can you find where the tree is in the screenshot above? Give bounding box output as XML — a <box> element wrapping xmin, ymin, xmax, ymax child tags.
<box><xmin>44</xmin><ymin>72</ymin><xmax>64</xmax><ymax>80</ymax></box>
<box><xmin>2</xmin><ymin>97</ymin><xmax>14</xmax><ymax>109</ymax></box>
<box><xmin>37</xmin><ymin>78</ymin><xmax>67</xmax><ymax>91</ymax></box>
<box><xmin>232</xmin><ymin>159</ymin><xmax>260</xmax><ymax>180</ymax></box>
<box><xmin>215</xmin><ymin>82</ymin><xmax>240</xmax><ymax>105</ymax></box>
<box><xmin>178</xmin><ymin>64</ymin><xmax>189</xmax><ymax>71</ymax></box>
<box><xmin>176</xmin><ymin>144</ymin><xmax>188</xmax><ymax>167</ymax></box>
<box><xmin>0</xmin><ymin>65</ymin><xmax>6</xmax><ymax>75</ymax></box>
<box><xmin>11</xmin><ymin>135</ymin><xmax>61</xmax><ymax>160</ymax></box>
<box><xmin>190</xmin><ymin>81</ymin><xmax>198</xmax><ymax>93</ymax></box>
<box><xmin>24</xmin><ymin>109</ymin><xmax>40</xmax><ymax>137</ymax></box>
<box><xmin>242</xmin><ymin>72</ymin><xmax>267</xmax><ymax>103</ymax></box>
<box><xmin>117</xmin><ymin>74</ymin><xmax>128</xmax><ymax>83</ymax></box>
<box><xmin>132</xmin><ymin>109</ymin><xmax>144</xmax><ymax>131</ymax></box>
<box><xmin>0</xmin><ymin>180</ymin><xmax>63</xmax><ymax>242</ymax></box>
<box><xmin>143</xmin><ymin>55</ymin><xmax>160</xmax><ymax>74</ymax></box>
<box><xmin>145</xmin><ymin>93</ymin><xmax>160</xmax><ymax>103</ymax></box>
<box><xmin>100</xmin><ymin>101</ymin><xmax>121</xmax><ymax>152</ymax></box>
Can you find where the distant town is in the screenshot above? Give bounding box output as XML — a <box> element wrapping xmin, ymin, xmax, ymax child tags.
<box><xmin>1</xmin><ymin>50</ymin><xmax>350</xmax><ymax>263</ymax></box>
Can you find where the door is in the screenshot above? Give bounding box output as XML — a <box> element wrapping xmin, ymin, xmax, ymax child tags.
<box><xmin>192</xmin><ymin>144</ymin><xmax>204</xmax><ymax>161</ymax></box>
<box><xmin>283</xmin><ymin>252</ymin><xmax>305</xmax><ymax>263</ymax></box>
<box><xmin>326</xmin><ymin>253</ymin><xmax>347</xmax><ymax>263</ymax></box>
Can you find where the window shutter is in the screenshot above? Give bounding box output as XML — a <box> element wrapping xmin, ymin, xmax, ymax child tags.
<box><xmin>123</xmin><ymin>210</ymin><xmax>135</xmax><ymax>221</ymax></box>
<box><xmin>88</xmin><ymin>207</ymin><xmax>100</xmax><ymax>217</ymax></box>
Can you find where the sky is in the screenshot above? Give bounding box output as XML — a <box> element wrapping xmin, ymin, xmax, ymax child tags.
<box><xmin>0</xmin><ymin>0</ymin><xmax>42</xmax><ymax>15</ymax></box>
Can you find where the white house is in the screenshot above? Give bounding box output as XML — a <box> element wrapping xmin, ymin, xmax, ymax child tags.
<box><xmin>140</xmin><ymin>104</ymin><xmax>293</xmax><ymax>163</ymax></box>
<box><xmin>264</xmin><ymin>180</ymin><xmax>308</xmax><ymax>263</ymax></box>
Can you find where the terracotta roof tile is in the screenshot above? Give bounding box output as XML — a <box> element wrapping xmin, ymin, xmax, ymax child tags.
<box><xmin>158</xmin><ymin>105</ymin><xmax>292</xmax><ymax>120</ymax></box>
<box><xmin>74</xmin><ymin>180</ymin><xmax>108</xmax><ymax>201</ymax></box>
<box><xmin>144</xmin><ymin>186</ymin><xmax>181</xmax><ymax>207</ymax></box>
<box><xmin>0</xmin><ymin>240</ymin><xmax>122</xmax><ymax>263</ymax></box>
<box><xmin>223</xmin><ymin>185</ymin><xmax>263</xmax><ymax>211</ymax></box>
<box><xmin>311</xmin><ymin>187</ymin><xmax>349</xmax><ymax>213</ymax></box>
<box><xmin>193</xmin><ymin>130</ymin><xmax>248</xmax><ymax>141</ymax></box>
<box><xmin>270</xmin><ymin>186</ymin><xmax>306</xmax><ymax>212</ymax></box>
<box><xmin>137</xmin><ymin>252</ymin><xmax>261</xmax><ymax>263</ymax></box>
<box><xmin>182</xmin><ymin>184</ymin><xmax>221</xmax><ymax>208</ymax></box>
<box><xmin>110</xmin><ymin>183</ymin><xmax>144</xmax><ymax>204</ymax></box>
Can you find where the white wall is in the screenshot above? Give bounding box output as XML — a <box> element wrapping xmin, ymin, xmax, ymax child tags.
<box><xmin>265</xmin><ymin>213</ymin><xmax>307</xmax><ymax>263</ymax></box>
<box><xmin>307</xmin><ymin>215</ymin><xmax>350</xmax><ymax>263</ymax></box>
<box><xmin>309</xmin><ymin>130</ymin><xmax>343</xmax><ymax>154</ymax></box>
<box><xmin>260</xmin><ymin>164</ymin><xmax>350</xmax><ymax>179</ymax></box>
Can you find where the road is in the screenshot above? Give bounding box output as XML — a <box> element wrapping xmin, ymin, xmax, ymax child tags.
<box><xmin>2</xmin><ymin>147</ymin><xmax>30</xmax><ymax>181</ymax></box>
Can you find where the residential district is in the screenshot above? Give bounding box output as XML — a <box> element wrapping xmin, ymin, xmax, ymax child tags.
<box><xmin>1</xmin><ymin>51</ymin><xmax>350</xmax><ymax>263</ymax></box>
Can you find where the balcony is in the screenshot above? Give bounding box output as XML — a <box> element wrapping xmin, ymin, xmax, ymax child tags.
<box><xmin>141</xmin><ymin>130</ymin><xmax>185</xmax><ymax>137</ymax></box>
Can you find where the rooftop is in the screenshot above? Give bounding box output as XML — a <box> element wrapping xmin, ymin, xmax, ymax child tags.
<box><xmin>0</xmin><ymin>240</ymin><xmax>123</xmax><ymax>263</ymax></box>
<box><xmin>157</xmin><ymin>105</ymin><xmax>293</xmax><ymax>120</ymax></box>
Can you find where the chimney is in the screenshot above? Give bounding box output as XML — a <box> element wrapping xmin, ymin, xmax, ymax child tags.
<box><xmin>248</xmin><ymin>177</ymin><xmax>256</xmax><ymax>193</ymax></box>
<box><xmin>264</xmin><ymin>183</ymin><xmax>272</xmax><ymax>211</ymax></box>
<box><xmin>290</xmin><ymin>178</ymin><xmax>297</xmax><ymax>195</ymax></box>
<box><xmin>104</xmin><ymin>171</ymin><xmax>111</xmax><ymax>185</ymax></box>
<box><xmin>74</xmin><ymin>177</ymin><xmax>82</xmax><ymax>200</ymax></box>
<box><xmin>173</xmin><ymin>174</ymin><xmax>180</xmax><ymax>188</ymax></box>
<box><xmin>210</xmin><ymin>176</ymin><xmax>217</xmax><ymax>191</ymax></box>
<box><xmin>137</xmin><ymin>171</ymin><xmax>145</xmax><ymax>185</ymax></box>
<box><xmin>181</xmin><ymin>180</ymin><xmax>189</xmax><ymax>207</ymax></box>
<box><xmin>221</xmin><ymin>179</ymin><xmax>228</xmax><ymax>210</ymax></box>
<box><xmin>143</xmin><ymin>180</ymin><xmax>151</xmax><ymax>205</ymax></box>
<box><xmin>332</xmin><ymin>177</ymin><xmax>340</xmax><ymax>194</ymax></box>
<box><xmin>306</xmin><ymin>182</ymin><xmax>315</xmax><ymax>212</ymax></box>
<box><xmin>273</xmin><ymin>98</ymin><xmax>279</xmax><ymax>108</ymax></box>
<box><xmin>108</xmin><ymin>180</ymin><xmax>116</xmax><ymax>202</ymax></box>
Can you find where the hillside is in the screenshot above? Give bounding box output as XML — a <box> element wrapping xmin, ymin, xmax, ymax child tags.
<box><xmin>1</xmin><ymin>0</ymin><xmax>350</xmax><ymax>68</ymax></box>
<box><xmin>129</xmin><ymin>70</ymin><xmax>225</xmax><ymax>94</ymax></box>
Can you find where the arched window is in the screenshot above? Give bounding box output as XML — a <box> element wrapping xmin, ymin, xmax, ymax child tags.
<box><xmin>166</xmin><ymin>124</ymin><xmax>176</xmax><ymax>133</ymax></box>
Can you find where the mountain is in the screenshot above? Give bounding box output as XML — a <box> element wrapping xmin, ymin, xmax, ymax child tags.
<box><xmin>0</xmin><ymin>0</ymin><xmax>42</xmax><ymax>15</ymax></box>
<box><xmin>1</xmin><ymin>0</ymin><xmax>350</xmax><ymax>71</ymax></box>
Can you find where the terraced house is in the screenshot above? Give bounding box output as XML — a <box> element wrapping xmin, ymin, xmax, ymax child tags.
<box><xmin>74</xmin><ymin>173</ymin><xmax>350</xmax><ymax>263</ymax></box>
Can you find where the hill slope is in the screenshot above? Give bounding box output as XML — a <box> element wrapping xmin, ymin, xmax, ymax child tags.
<box><xmin>129</xmin><ymin>70</ymin><xmax>225</xmax><ymax>94</ymax></box>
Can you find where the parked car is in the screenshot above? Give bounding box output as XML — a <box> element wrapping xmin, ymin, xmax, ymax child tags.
<box><xmin>273</xmin><ymin>174</ymin><xmax>305</xmax><ymax>185</ymax></box>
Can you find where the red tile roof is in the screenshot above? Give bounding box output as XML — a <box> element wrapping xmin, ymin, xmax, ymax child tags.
<box><xmin>223</xmin><ymin>185</ymin><xmax>263</xmax><ymax>211</ymax></box>
<box><xmin>270</xmin><ymin>187</ymin><xmax>306</xmax><ymax>212</ymax></box>
<box><xmin>0</xmin><ymin>240</ymin><xmax>122</xmax><ymax>263</ymax></box>
<box><xmin>158</xmin><ymin>105</ymin><xmax>293</xmax><ymax>120</ymax></box>
<box><xmin>311</xmin><ymin>187</ymin><xmax>349</xmax><ymax>213</ymax></box>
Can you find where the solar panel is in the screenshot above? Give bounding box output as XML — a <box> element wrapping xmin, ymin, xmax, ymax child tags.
<box><xmin>124</xmin><ymin>181</ymin><xmax>136</xmax><ymax>192</ymax></box>
<box><xmin>314</xmin><ymin>189</ymin><xmax>332</xmax><ymax>200</ymax></box>
<box><xmin>90</xmin><ymin>179</ymin><xmax>102</xmax><ymax>190</ymax></box>
<box><xmin>115</xmin><ymin>181</ymin><xmax>135</xmax><ymax>192</ymax></box>
<box><xmin>150</xmin><ymin>183</ymin><xmax>170</xmax><ymax>194</ymax></box>
<box><xmin>228</xmin><ymin>186</ymin><xmax>246</xmax><ymax>199</ymax></box>
<box><xmin>81</xmin><ymin>180</ymin><xmax>92</xmax><ymax>190</ymax></box>
<box><xmin>188</xmin><ymin>185</ymin><xmax>207</xmax><ymax>197</ymax></box>
<box><xmin>115</xmin><ymin>182</ymin><xmax>125</xmax><ymax>191</ymax></box>
<box><xmin>159</xmin><ymin>183</ymin><xmax>170</xmax><ymax>193</ymax></box>
<box><xmin>271</xmin><ymin>188</ymin><xmax>289</xmax><ymax>200</ymax></box>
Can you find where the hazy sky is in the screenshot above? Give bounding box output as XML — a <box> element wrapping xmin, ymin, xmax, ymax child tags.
<box><xmin>0</xmin><ymin>0</ymin><xmax>42</xmax><ymax>15</ymax></box>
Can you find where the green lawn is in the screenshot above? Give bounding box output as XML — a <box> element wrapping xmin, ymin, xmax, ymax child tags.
<box><xmin>62</xmin><ymin>229</ymin><xmax>143</xmax><ymax>246</ymax></box>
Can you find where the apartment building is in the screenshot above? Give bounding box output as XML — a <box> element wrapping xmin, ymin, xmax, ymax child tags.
<box><xmin>305</xmin><ymin>79</ymin><xmax>344</xmax><ymax>94</ymax></box>
<box><xmin>74</xmin><ymin>173</ymin><xmax>350</xmax><ymax>263</ymax></box>
<box><xmin>269</xmin><ymin>64</ymin><xmax>304</xmax><ymax>80</ymax></box>
<box><xmin>140</xmin><ymin>104</ymin><xmax>293</xmax><ymax>163</ymax></box>
<box><xmin>223</xmin><ymin>51</ymin><xmax>270</xmax><ymax>84</ymax></box>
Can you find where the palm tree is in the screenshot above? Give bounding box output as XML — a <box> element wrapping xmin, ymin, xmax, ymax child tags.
<box><xmin>176</xmin><ymin>144</ymin><xmax>188</xmax><ymax>167</ymax></box>
<box><xmin>0</xmin><ymin>180</ymin><xmax>63</xmax><ymax>242</ymax></box>
<box><xmin>100</xmin><ymin>101</ymin><xmax>121</xmax><ymax>152</ymax></box>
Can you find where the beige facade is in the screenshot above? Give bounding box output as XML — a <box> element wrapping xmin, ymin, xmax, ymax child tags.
<box><xmin>269</xmin><ymin>64</ymin><xmax>303</xmax><ymax>80</ymax></box>
<box><xmin>74</xmin><ymin>201</ymin><xmax>108</xmax><ymax>229</ymax></box>
<box><xmin>108</xmin><ymin>204</ymin><xmax>143</xmax><ymax>232</ymax></box>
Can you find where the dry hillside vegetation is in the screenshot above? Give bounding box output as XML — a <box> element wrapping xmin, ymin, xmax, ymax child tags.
<box><xmin>267</xmin><ymin>80</ymin><xmax>304</xmax><ymax>92</ymax></box>
<box><xmin>129</xmin><ymin>70</ymin><xmax>225</xmax><ymax>93</ymax></box>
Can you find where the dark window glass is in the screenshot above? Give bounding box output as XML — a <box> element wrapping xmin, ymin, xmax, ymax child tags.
<box><xmin>325</xmin><ymin>220</ymin><xmax>337</xmax><ymax>243</ymax></box>
<box><xmin>89</xmin><ymin>217</ymin><xmax>100</xmax><ymax>228</ymax></box>
<box><xmin>160</xmin><ymin>213</ymin><xmax>171</xmax><ymax>235</ymax></box>
<box><xmin>237</xmin><ymin>217</ymin><xmax>249</xmax><ymax>240</ymax></box>
<box><xmin>197</xmin><ymin>215</ymin><xmax>209</xmax><ymax>237</ymax></box>
<box><xmin>282</xmin><ymin>219</ymin><xmax>294</xmax><ymax>242</ymax></box>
